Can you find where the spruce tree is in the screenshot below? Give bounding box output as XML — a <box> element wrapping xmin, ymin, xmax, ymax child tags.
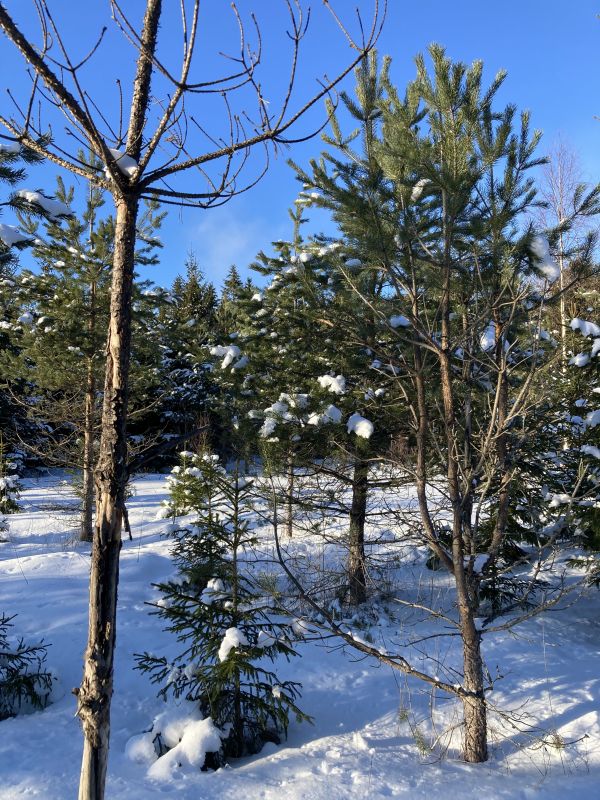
<box><xmin>136</xmin><ymin>450</ymin><xmax>309</xmax><ymax>762</ymax></box>
<box><xmin>3</xmin><ymin>171</ymin><xmax>166</xmax><ymax>539</ymax></box>
<box><xmin>154</xmin><ymin>252</ymin><xmax>219</xmax><ymax>453</ymax></box>
<box><xmin>0</xmin><ymin>613</ymin><xmax>54</xmax><ymax>720</ymax></box>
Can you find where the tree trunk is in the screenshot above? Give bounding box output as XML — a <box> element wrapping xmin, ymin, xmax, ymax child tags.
<box><xmin>438</xmin><ymin>194</ymin><xmax>488</xmax><ymax>763</ymax></box>
<box><xmin>348</xmin><ymin>457</ymin><xmax>368</xmax><ymax>605</ymax></box>
<box><xmin>285</xmin><ymin>447</ymin><xmax>294</xmax><ymax>538</ymax></box>
<box><xmin>77</xmin><ymin>194</ymin><xmax>139</xmax><ymax>800</ymax></box>
<box><xmin>461</xmin><ymin>620</ymin><xmax>488</xmax><ymax>762</ymax></box>
<box><xmin>80</xmin><ymin>356</ymin><xmax>96</xmax><ymax>542</ymax></box>
<box><xmin>80</xmin><ymin>273</ymin><xmax>98</xmax><ymax>543</ymax></box>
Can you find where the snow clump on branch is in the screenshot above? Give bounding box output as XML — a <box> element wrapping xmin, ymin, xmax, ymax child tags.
<box><xmin>317</xmin><ymin>374</ymin><xmax>346</xmax><ymax>394</ymax></box>
<box><xmin>346</xmin><ymin>413</ymin><xmax>374</xmax><ymax>439</ymax></box>
<box><xmin>530</xmin><ymin>235</ymin><xmax>560</xmax><ymax>281</ymax></box>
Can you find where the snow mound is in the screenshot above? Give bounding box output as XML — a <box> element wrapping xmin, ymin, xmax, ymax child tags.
<box><xmin>210</xmin><ymin>344</ymin><xmax>245</xmax><ymax>370</ymax></box>
<box><xmin>347</xmin><ymin>413</ymin><xmax>374</xmax><ymax>439</ymax></box>
<box><xmin>531</xmin><ymin>235</ymin><xmax>559</xmax><ymax>281</ymax></box>
<box><xmin>143</xmin><ymin>713</ymin><xmax>223</xmax><ymax>780</ymax></box>
<box><xmin>218</xmin><ymin>627</ymin><xmax>249</xmax><ymax>662</ymax></box>
<box><xmin>569</xmin><ymin>353</ymin><xmax>590</xmax><ymax>368</ymax></box>
<box><xmin>480</xmin><ymin>321</ymin><xmax>496</xmax><ymax>352</ymax></box>
<box><xmin>410</xmin><ymin>177</ymin><xmax>429</xmax><ymax>202</ymax></box>
<box><xmin>15</xmin><ymin>190</ymin><xmax>71</xmax><ymax>220</ymax></box>
<box><xmin>581</xmin><ymin>445</ymin><xmax>600</xmax><ymax>460</ymax></box>
<box><xmin>0</xmin><ymin>223</ymin><xmax>29</xmax><ymax>247</ymax></box>
<box><xmin>106</xmin><ymin>147</ymin><xmax>138</xmax><ymax>178</ymax></box>
<box><xmin>317</xmin><ymin>374</ymin><xmax>346</xmax><ymax>395</ymax></box>
<box><xmin>570</xmin><ymin>318</ymin><xmax>600</xmax><ymax>338</ymax></box>
<box><xmin>308</xmin><ymin>404</ymin><xmax>342</xmax><ymax>427</ymax></box>
<box><xmin>389</xmin><ymin>315</ymin><xmax>410</xmax><ymax>328</ymax></box>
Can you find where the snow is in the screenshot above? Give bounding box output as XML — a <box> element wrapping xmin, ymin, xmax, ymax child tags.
<box><xmin>148</xmin><ymin>718</ymin><xmax>222</xmax><ymax>780</ymax></box>
<box><xmin>106</xmin><ymin>147</ymin><xmax>138</xmax><ymax>178</ymax></box>
<box><xmin>259</xmin><ymin>418</ymin><xmax>278</xmax><ymax>438</ymax></box>
<box><xmin>480</xmin><ymin>321</ymin><xmax>496</xmax><ymax>351</ymax></box>
<box><xmin>17</xmin><ymin>311</ymin><xmax>34</xmax><ymax>326</ymax></box>
<box><xmin>210</xmin><ymin>344</ymin><xmax>245</xmax><ymax>370</ymax></box>
<box><xmin>0</xmin><ymin>140</ymin><xmax>20</xmax><ymax>154</ymax></box>
<box><xmin>570</xmin><ymin>318</ymin><xmax>600</xmax><ymax>338</ymax></box>
<box><xmin>389</xmin><ymin>314</ymin><xmax>410</xmax><ymax>328</ymax></box>
<box><xmin>317</xmin><ymin>374</ymin><xmax>346</xmax><ymax>394</ymax></box>
<box><xmin>125</xmin><ymin>704</ymin><xmax>222</xmax><ymax>779</ymax></box>
<box><xmin>410</xmin><ymin>177</ymin><xmax>429</xmax><ymax>202</ymax></box>
<box><xmin>585</xmin><ymin>409</ymin><xmax>600</xmax><ymax>428</ymax></box>
<box><xmin>346</xmin><ymin>412</ymin><xmax>374</xmax><ymax>439</ymax></box>
<box><xmin>308</xmin><ymin>404</ymin><xmax>342</xmax><ymax>427</ymax></box>
<box><xmin>257</xmin><ymin>629</ymin><xmax>277</xmax><ymax>648</ymax></box>
<box><xmin>15</xmin><ymin>190</ymin><xmax>71</xmax><ymax>220</ymax></box>
<box><xmin>569</xmin><ymin>353</ymin><xmax>590</xmax><ymax>368</ymax></box>
<box><xmin>200</xmin><ymin>578</ymin><xmax>226</xmax><ymax>604</ymax></box>
<box><xmin>0</xmin><ymin>473</ymin><xmax>599</xmax><ymax>799</ymax></box>
<box><xmin>0</xmin><ymin>223</ymin><xmax>29</xmax><ymax>246</ymax></box>
<box><xmin>530</xmin><ymin>235</ymin><xmax>560</xmax><ymax>281</ymax></box>
<box><xmin>581</xmin><ymin>445</ymin><xmax>600</xmax><ymax>460</ymax></box>
<box><xmin>322</xmin><ymin>404</ymin><xmax>342</xmax><ymax>424</ymax></box>
<box><xmin>218</xmin><ymin>627</ymin><xmax>249</xmax><ymax>662</ymax></box>
<box><xmin>547</xmin><ymin>493</ymin><xmax>571</xmax><ymax>508</ymax></box>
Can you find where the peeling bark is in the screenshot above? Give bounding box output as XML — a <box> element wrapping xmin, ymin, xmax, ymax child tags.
<box><xmin>77</xmin><ymin>194</ymin><xmax>139</xmax><ymax>800</ymax></box>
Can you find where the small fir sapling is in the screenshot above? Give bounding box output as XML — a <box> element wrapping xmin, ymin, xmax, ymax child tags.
<box><xmin>136</xmin><ymin>451</ymin><xmax>310</xmax><ymax>764</ymax></box>
<box><xmin>0</xmin><ymin>614</ymin><xmax>54</xmax><ymax>720</ymax></box>
<box><xmin>0</xmin><ymin>438</ymin><xmax>20</xmax><ymax>540</ymax></box>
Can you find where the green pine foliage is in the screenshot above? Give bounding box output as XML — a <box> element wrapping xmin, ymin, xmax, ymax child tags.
<box><xmin>136</xmin><ymin>451</ymin><xmax>310</xmax><ymax>761</ymax></box>
<box><xmin>0</xmin><ymin>614</ymin><xmax>54</xmax><ymax>720</ymax></box>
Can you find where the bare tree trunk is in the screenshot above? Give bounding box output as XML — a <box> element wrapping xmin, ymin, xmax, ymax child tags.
<box><xmin>76</xmin><ymin>194</ymin><xmax>139</xmax><ymax>800</ymax></box>
<box><xmin>81</xmin><ymin>276</ymin><xmax>98</xmax><ymax>543</ymax></box>
<box><xmin>285</xmin><ymin>447</ymin><xmax>294</xmax><ymax>538</ymax></box>
<box><xmin>80</xmin><ymin>356</ymin><xmax>96</xmax><ymax>542</ymax></box>
<box><xmin>348</xmin><ymin>457</ymin><xmax>368</xmax><ymax>605</ymax></box>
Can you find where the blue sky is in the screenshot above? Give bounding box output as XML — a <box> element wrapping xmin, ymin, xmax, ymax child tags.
<box><xmin>2</xmin><ymin>1</ymin><xmax>599</xmax><ymax>290</ymax></box>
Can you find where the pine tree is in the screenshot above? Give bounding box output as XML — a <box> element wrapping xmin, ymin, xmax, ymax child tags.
<box><xmin>136</xmin><ymin>450</ymin><xmax>309</xmax><ymax>763</ymax></box>
<box><xmin>286</xmin><ymin>45</ymin><xmax>591</xmax><ymax>763</ymax></box>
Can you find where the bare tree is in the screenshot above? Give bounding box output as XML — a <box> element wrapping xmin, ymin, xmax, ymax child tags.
<box><xmin>537</xmin><ymin>137</ymin><xmax>599</xmax><ymax>368</ymax></box>
<box><xmin>0</xmin><ymin>2</ymin><xmax>384</xmax><ymax>797</ymax></box>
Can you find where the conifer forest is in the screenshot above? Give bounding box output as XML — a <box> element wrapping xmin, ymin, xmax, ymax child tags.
<box><xmin>0</xmin><ymin>2</ymin><xmax>598</xmax><ymax>798</ymax></box>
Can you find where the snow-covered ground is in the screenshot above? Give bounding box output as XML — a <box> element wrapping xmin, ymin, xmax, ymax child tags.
<box><xmin>0</xmin><ymin>473</ymin><xmax>599</xmax><ymax>799</ymax></box>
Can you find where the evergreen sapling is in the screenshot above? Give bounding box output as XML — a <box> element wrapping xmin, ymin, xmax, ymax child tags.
<box><xmin>136</xmin><ymin>451</ymin><xmax>310</xmax><ymax>765</ymax></box>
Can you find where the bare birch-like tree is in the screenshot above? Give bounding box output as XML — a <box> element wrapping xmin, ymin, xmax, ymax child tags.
<box><xmin>0</xmin><ymin>2</ymin><xmax>384</xmax><ymax>797</ymax></box>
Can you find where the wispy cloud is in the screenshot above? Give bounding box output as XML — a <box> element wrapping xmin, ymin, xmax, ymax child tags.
<box><xmin>186</xmin><ymin>205</ymin><xmax>288</xmax><ymax>287</ymax></box>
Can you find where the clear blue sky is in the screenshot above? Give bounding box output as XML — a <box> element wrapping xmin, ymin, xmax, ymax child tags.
<box><xmin>2</xmin><ymin>1</ymin><xmax>599</xmax><ymax>290</ymax></box>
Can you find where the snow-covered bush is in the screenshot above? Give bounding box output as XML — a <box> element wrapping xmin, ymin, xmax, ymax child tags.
<box><xmin>0</xmin><ymin>614</ymin><xmax>54</xmax><ymax>720</ymax></box>
<box><xmin>136</xmin><ymin>451</ymin><xmax>310</xmax><ymax>765</ymax></box>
